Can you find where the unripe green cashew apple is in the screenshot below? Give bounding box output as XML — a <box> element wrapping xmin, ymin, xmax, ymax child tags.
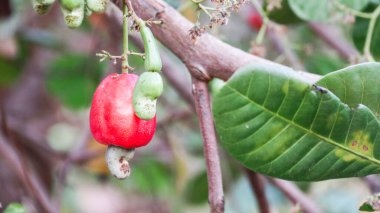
<box><xmin>86</xmin><ymin>0</ymin><xmax>108</xmax><ymax>13</ymax></box>
<box><xmin>133</xmin><ymin>72</ymin><xmax>163</xmax><ymax>120</ymax></box>
<box><xmin>60</xmin><ymin>0</ymin><xmax>82</xmax><ymax>10</ymax></box>
<box><xmin>60</xmin><ymin>0</ymin><xmax>85</xmax><ymax>28</ymax></box>
<box><xmin>90</xmin><ymin>73</ymin><xmax>156</xmax><ymax>149</ymax></box>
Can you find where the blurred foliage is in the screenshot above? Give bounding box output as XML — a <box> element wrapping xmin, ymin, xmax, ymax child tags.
<box><xmin>47</xmin><ymin>122</ymin><xmax>82</xmax><ymax>152</ymax></box>
<box><xmin>129</xmin><ymin>39</ymin><xmax>145</xmax><ymax>70</ymax></box>
<box><xmin>163</xmin><ymin>0</ymin><xmax>182</xmax><ymax>9</ymax></box>
<box><xmin>45</xmin><ymin>54</ymin><xmax>105</xmax><ymax>109</ymax></box>
<box><xmin>286</xmin><ymin>0</ymin><xmax>370</xmax><ymax>22</ymax></box>
<box><xmin>359</xmin><ymin>203</ymin><xmax>375</xmax><ymax>212</ymax></box>
<box><xmin>123</xmin><ymin>158</ymin><xmax>174</xmax><ymax>195</ymax></box>
<box><xmin>3</xmin><ymin>203</ymin><xmax>25</xmax><ymax>213</ymax></box>
<box><xmin>304</xmin><ymin>54</ymin><xmax>346</xmax><ymax>75</ymax></box>
<box><xmin>289</xmin><ymin>25</ymin><xmax>347</xmax><ymax>75</ymax></box>
<box><xmin>0</xmin><ymin>58</ymin><xmax>22</xmax><ymax>86</ymax></box>
<box><xmin>0</xmin><ymin>38</ymin><xmax>28</xmax><ymax>86</ymax></box>
<box><xmin>352</xmin><ymin>3</ymin><xmax>380</xmax><ymax>60</ymax></box>
<box><xmin>265</xmin><ymin>0</ymin><xmax>302</xmax><ymax>25</ymax></box>
<box><xmin>185</xmin><ymin>171</ymin><xmax>209</xmax><ymax>204</ymax></box>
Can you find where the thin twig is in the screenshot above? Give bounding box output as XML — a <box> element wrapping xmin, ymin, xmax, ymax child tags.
<box><xmin>157</xmin><ymin>109</ymin><xmax>193</xmax><ymax>127</ymax></box>
<box><xmin>0</xmin><ymin>116</ymin><xmax>55</xmax><ymax>213</ymax></box>
<box><xmin>267</xmin><ymin>177</ymin><xmax>321</xmax><ymax>213</ymax></box>
<box><xmin>192</xmin><ymin>78</ymin><xmax>224</xmax><ymax>213</ymax></box>
<box><xmin>245</xmin><ymin>170</ymin><xmax>270</xmax><ymax>213</ymax></box>
<box><xmin>308</xmin><ymin>22</ymin><xmax>360</xmax><ymax>62</ymax></box>
<box><xmin>363</xmin><ymin>175</ymin><xmax>380</xmax><ymax>193</ymax></box>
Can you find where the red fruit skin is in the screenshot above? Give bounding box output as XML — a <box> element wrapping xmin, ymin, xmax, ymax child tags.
<box><xmin>248</xmin><ymin>12</ymin><xmax>263</xmax><ymax>31</ymax></box>
<box><xmin>90</xmin><ymin>73</ymin><xmax>156</xmax><ymax>149</ymax></box>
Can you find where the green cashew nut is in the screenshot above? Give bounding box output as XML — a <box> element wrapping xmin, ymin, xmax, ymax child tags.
<box><xmin>139</xmin><ymin>23</ymin><xmax>162</xmax><ymax>72</ymax></box>
<box><xmin>106</xmin><ymin>146</ymin><xmax>135</xmax><ymax>179</ymax></box>
<box><xmin>60</xmin><ymin>0</ymin><xmax>85</xmax><ymax>28</ymax></box>
<box><xmin>32</xmin><ymin>0</ymin><xmax>54</xmax><ymax>15</ymax></box>
<box><xmin>86</xmin><ymin>0</ymin><xmax>108</xmax><ymax>13</ymax></box>
<box><xmin>60</xmin><ymin>0</ymin><xmax>82</xmax><ymax>10</ymax></box>
<box><xmin>133</xmin><ymin>72</ymin><xmax>163</xmax><ymax>120</ymax></box>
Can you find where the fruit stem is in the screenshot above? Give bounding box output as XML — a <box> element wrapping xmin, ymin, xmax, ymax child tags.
<box><xmin>364</xmin><ymin>4</ymin><xmax>380</xmax><ymax>62</ymax></box>
<box><xmin>122</xmin><ymin>0</ymin><xmax>129</xmax><ymax>73</ymax></box>
<box><xmin>106</xmin><ymin>145</ymin><xmax>135</xmax><ymax>179</ymax></box>
<box><xmin>251</xmin><ymin>0</ymin><xmax>269</xmax><ymax>45</ymax></box>
<box><xmin>332</xmin><ymin>0</ymin><xmax>372</xmax><ymax>19</ymax></box>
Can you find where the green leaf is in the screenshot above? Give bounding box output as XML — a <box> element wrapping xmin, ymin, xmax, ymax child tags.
<box><xmin>45</xmin><ymin>54</ymin><xmax>104</xmax><ymax>109</ymax></box>
<box><xmin>359</xmin><ymin>202</ymin><xmax>375</xmax><ymax>212</ymax></box>
<box><xmin>288</xmin><ymin>0</ymin><xmax>331</xmax><ymax>21</ymax></box>
<box><xmin>3</xmin><ymin>203</ymin><xmax>25</xmax><ymax>213</ymax></box>
<box><xmin>127</xmin><ymin>159</ymin><xmax>173</xmax><ymax>195</ymax></box>
<box><xmin>339</xmin><ymin>0</ymin><xmax>371</xmax><ymax>10</ymax></box>
<box><xmin>0</xmin><ymin>58</ymin><xmax>22</xmax><ymax>86</ymax></box>
<box><xmin>352</xmin><ymin>4</ymin><xmax>380</xmax><ymax>60</ymax></box>
<box><xmin>316</xmin><ymin>63</ymin><xmax>380</xmax><ymax>119</ymax></box>
<box><xmin>213</xmin><ymin>64</ymin><xmax>380</xmax><ymax>181</ymax></box>
<box><xmin>286</xmin><ymin>0</ymin><xmax>367</xmax><ymax>21</ymax></box>
<box><xmin>184</xmin><ymin>171</ymin><xmax>209</xmax><ymax>204</ymax></box>
<box><xmin>265</xmin><ymin>0</ymin><xmax>303</xmax><ymax>25</ymax></box>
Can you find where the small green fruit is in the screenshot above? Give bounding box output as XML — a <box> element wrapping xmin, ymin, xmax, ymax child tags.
<box><xmin>60</xmin><ymin>0</ymin><xmax>82</xmax><ymax>10</ymax></box>
<box><xmin>86</xmin><ymin>0</ymin><xmax>108</xmax><ymax>13</ymax></box>
<box><xmin>32</xmin><ymin>0</ymin><xmax>53</xmax><ymax>15</ymax></box>
<box><xmin>60</xmin><ymin>1</ymin><xmax>85</xmax><ymax>28</ymax></box>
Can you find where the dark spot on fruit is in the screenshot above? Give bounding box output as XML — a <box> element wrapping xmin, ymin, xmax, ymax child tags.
<box><xmin>120</xmin><ymin>163</ymin><xmax>130</xmax><ymax>174</ymax></box>
<box><xmin>111</xmin><ymin>73</ymin><xmax>119</xmax><ymax>79</ymax></box>
<box><xmin>119</xmin><ymin>156</ymin><xmax>125</xmax><ymax>163</ymax></box>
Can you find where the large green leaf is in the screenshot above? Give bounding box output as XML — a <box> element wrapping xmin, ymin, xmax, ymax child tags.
<box><xmin>288</xmin><ymin>0</ymin><xmax>370</xmax><ymax>21</ymax></box>
<box><xmin>288</xmin><ymin>0</ymin><xmax>331</xmax><ymax>21</ymax></box>
<box><xmin>316</xmin><ymin>62</ymin><xmax>380</xmax><ymax>119</ymax></box>
<box><xmin>213</xmin><ymin>64</ymin><xmax>380</xmax><ymax>181</ymax></box>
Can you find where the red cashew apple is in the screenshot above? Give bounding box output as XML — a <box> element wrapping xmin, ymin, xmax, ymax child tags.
<box><xmin>90</xmin><ymin>73</ymin><xmax>156</xmax><ymax>149</ymax></box>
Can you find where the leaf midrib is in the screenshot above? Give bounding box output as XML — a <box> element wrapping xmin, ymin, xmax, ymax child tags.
<box><xmin>224</xmin><ymin>84</ymin><xmax>380</xmax><ymax>165</ymax></box>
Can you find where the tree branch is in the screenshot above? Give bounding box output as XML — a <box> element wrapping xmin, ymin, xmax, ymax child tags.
<box><xmin>0</xmin><ymin>120</ymin><xmax>55</xmax><ymax>213</ymax></box>
<box><xmin>266</xmin><ymin>178</ymin><xmax>321</xmax><ymax>213</ymax></box>
<box><xmin>192</xmin><ymin>78</ymin><xmax>224</xmax><ymax>213</ymax></box>
<box><xmin>245</xmin><ymin>170</ymin><xmax>270</xmax><ymax>213</ymax></box>
<box><xmin>363</xmin><ymin>175</ymin><xmax>380</xmax><ymax>193</ymax></box>
<box><xmin>110</xmin><ymin>0</ymin><xmax>320</xmax><ymax>83</ymax></box>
